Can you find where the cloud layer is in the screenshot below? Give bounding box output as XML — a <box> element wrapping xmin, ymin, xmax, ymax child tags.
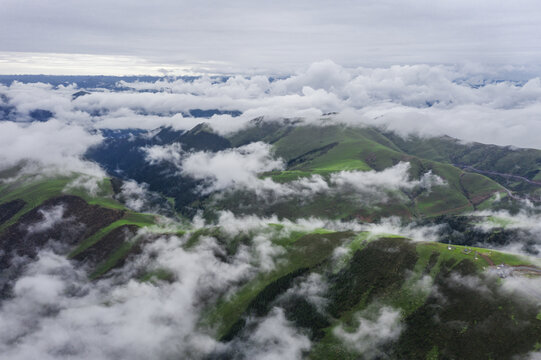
<box><xmin>3</xmin><ymin>63</ymin><xmax>541</xmax><ymax>149</ymax></box>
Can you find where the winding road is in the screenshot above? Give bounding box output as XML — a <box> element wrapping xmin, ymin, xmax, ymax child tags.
<box><xmin>455</xmin><ymin>164</ymin><xmax>541</xmax><ymax>186</ymax></box>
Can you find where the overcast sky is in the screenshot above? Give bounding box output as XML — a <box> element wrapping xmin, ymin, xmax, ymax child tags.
<box><xmin>1</xmin><ymin>0</ymin><xmax>541</xmax><ymax>74</ymax></box>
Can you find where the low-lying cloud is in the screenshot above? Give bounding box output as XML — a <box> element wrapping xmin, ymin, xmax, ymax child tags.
<box><xmin>166</xmin><ymin>142</ymin><xmax>445</xmax><ymax>202</ymax></box>
<box><xmin>181</xmin><ymin>142</ymin><xmax>284</xmax><ymax>194</ymax></box>
<box><xmin>25</xmin><ymin>205</ymin><xmax>66</xmax><ymax>234</ymax></box>
<box><xmin>234</xmin><ymin>307</ymin><xmax>312</xmax><ymax>360</ymax></box>
<box><xmin>472</xmin><ymin>209</ymin><xmax>541</xmax><ymax>255</ymax></box>
<box><xmin>0</xmin><ymin>119</ymin><xmax>104</xmax><ymax>177</ymax></box>
<box><xmin>2</xmin><ymin>62</ymin><xmax>541</xmax><ymax>149</ymax></box>
<box><xmin>333</xmin><ymin>306</ymin><xmax>403</xmax><ymax>359</ymax></box>
<box><xmin>0</xmin><ymin>221</ymin><xmax>288</xmax><ymax>359</ymax></box>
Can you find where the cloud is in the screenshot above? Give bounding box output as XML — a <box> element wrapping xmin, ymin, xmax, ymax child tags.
<box><xmin>25</xmin><ymin>205</ymin><xmax>66</xmax><ymax>234</ymax></box>
<box><xmin>177</xmin><ymin>142</ymin><xmax>444</xmax><ymax>203</ymax></box>
<box><xmin>0</xmin><ymin>59</ymin><xmax>540</xmax><ymax>360</ymax></box>
<box><xmin>361</xmin><ymin>217</ymin><xmax>442</xmax><ymax>243</ymax></box>
<box><xmin>526</xmin><ymin>352</ymin><xmax>541</xmax><ymax>360</ymax></box>
<box><xmin>3</xmin><ymin>63</ymin><xmax>541</xmax><ymax>148</ymax></box>
<box><xmin>499</xmin><ymin>276</ymin><xmax>541</xmax><ymax>304</ymax></box>
<box><xmin>2</xmin><ymin>209</ymin><xmax>338</xmax><ymax>360</ymax></box>
<box><xmin>116</xmin><ymin>180</ymin><xmax>152</xmax><ymax>212</ymax></box>
<box><xmin>0</xmin><ymin>119</ymin><xmax>104</xmax><ymax>177</ymax></box>
<box><xmin>208</xmin><ymin>210</ymin><xmax>328</xmax><ymax>236</ymax></box>
<box><xmin>333</xmin><ymin>306</ymin><xmax>403</xmax><ymax>359</ymax></box>
<box><xmin>143</xmin><ymin>142</ymin><xmax>184</xmax><ymax>167</ymax></box>
<box><xmin>471</xmin><ymin>210</ymin><xmax>541</xmax><ymax>255</ymax></box>
<box><xmin>412</xmin><ymin>274</ymin><xmax>433</xmax><ymax>295</ymax></box>
<box><xmin>474</xmin><ymin>210</ymin><xmax>541</xmax><ymax>233</ymax></box>
<box><xmin>180</xmin><ymin>142</ymin><xmax>284</xmax><ymax>194</ymax></box>
<box><xmin>0</xmin><ymin>230</ymin><xmax>257</xmax><ymax>359</ymax></box>
<box><xmin>236</xmin><ymin>307</ymin><xmax>311</xmax><ymax>360</ymax></box>
<box><xmin>280</xmin><ymin>273</ymin><xmax>328</xmax><ymax>312</ymax></box>
<box><xmin>329</xmin><ymin>162</ymin><xmax>445</xmax><ymax>199</ymax></box>
<box><xmin>63</xmin><ymin>175</ymin><xmax>103</xmax><ymax>196</ymax></box>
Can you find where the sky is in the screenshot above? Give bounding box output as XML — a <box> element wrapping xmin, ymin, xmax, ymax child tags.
<box><xmin>1</xmin><ymin>0</ymin><xmax>541</xmax><ymax>75</ymax></box>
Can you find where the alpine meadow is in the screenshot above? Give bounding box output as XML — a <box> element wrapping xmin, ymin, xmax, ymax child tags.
<box><xmin>1</xmin><ymin>1</ymin><xmax>541</xmax><ymax>359</ymax></box>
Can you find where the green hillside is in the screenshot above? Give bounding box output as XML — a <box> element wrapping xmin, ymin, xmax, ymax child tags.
<box><xmin>378</xmin><ymin>131</ymin><xmax>541</xmax><ymax>197</ymax></box>
<box><xmin>1</xmin><ymin>121</ymin><xmax>540</xmax><ymax>359</ymax></box>
<box><xmin>0</xmin><ymin>174</ymin><xmax>163</xmax><ymax>279</ymax></box>
<box><xmin>193</xmin><ymin>225</ymin><xmax>541</xmax><ymax>360</ymax></box>
<box><xmin>221</xmin><ymin>123</ymin><xmax>510</xmax><ymax>220</ymax></box>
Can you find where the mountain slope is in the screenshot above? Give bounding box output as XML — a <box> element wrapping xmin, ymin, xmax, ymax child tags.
<box><xmin>217</xmin><ymin>123</ymin><xmax>509</xmax><ymax>220</ymax></box>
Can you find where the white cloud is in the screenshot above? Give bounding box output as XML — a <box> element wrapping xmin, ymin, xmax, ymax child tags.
<box><xmin>116</xmin><ymin>180</ymin><xmax>152</xmax><ymax>212</ymax></box>
<box><xmin>26</xmin><ymin>205</ymin><xmax>66</xmax><ymax>234</ymax></box>
<box><xmin>240</xmin><ymin>307</ymin><xmax>311</xmax><ymax>360</ymax></box>
<box><xmin>499</xmin><ymin>276</ymin><xmax>541</xmax><ymax>304</ymax></box>
<box><xmin>333</xmin><ymin>306</ymin><xmax>403</xmax><ymax>359</ymax></box>
<box><xmin>3</xmin><ymin>63</ymin><xmax>541</xmax><ymax>148</ymax></box>
<box><xmin>1</xmin><ymin>209</ymin><xmax>340</xmax><ymax>360</ymax></box>
<box><xmin>281</xmin><ymin>273</ymin><xmax>328</xmax><ymax>312</ymax></box>
<box><xmin>0</xmin><ymin>230</ymin><xmax>260</xmax><ymax>359</ymax></box>
<box><xmin>526</xmin><ymin>352</ymin><xmax>541</xmax><ymax>360</ymax></box>
<box><xmin>329</xmin><ymin>162</ymin><xmax>445</xmax><ymax>198</ymax></box>
<box><xmin>178</xmin><ymin>144</ymin><xmax>445</xmax><ymax>203</ymax></box>
<box><xmin>63</xmin><ymin>175</ymin><xmax>103</xmax><ymax>196</ymax></box>
<box><xmin>412</xmin><ymin>274</ymin><xmax>433</xmax><ymax>295</ymax></box>
<box><xmin>0</xmin><ymin>119</ymin><xmax>104</xmax><ymax>177</ymax></box>
<box><xmin>360</xmin><ymin>217</ymin><xmax>442</xmax><ymax>242</ymax></box>
<box><xmin>181</xmin><ymin>142</ymin><xmax>284</xmax><ymax>194</ymax></box>
<box><xmin>142</xmin><ymin>142</ymin><xmax>183</xmax><ymax>167</ymax></box>
<box><xmin>474</xmin><ymin>210</ymin><xmax>541</xmax><ymax>233</ymax></box>
<box><xmin>471</xmin><ymin>210</ymin><xmax>541</xmax><ymax>255</ymax></box>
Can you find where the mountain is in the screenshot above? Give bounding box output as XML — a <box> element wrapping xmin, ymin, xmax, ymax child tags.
<box><xmin>1</xmin><ymin>120</ymin><xmax>541</xmax><ymax>359</ymax></box>
<box><xmin>214</xmin><ymin>121</ymin><xmax>537</xmax><ymax>221</ymax></box>
<box><xmin>86</xmin><ymin>121</ymin><xmax>539</xmax><ymax>222</ymax></box>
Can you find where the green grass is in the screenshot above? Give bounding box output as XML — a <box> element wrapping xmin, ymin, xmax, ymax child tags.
<box><xmin>476</xmin><ymin>191</ymin><xmax>508</xmax><ymax>211</ymax></box>
<box><xmin>310</xmin><ymin>237</ymin><xmax>418</xmax><ymax>359</ymax></box>
<box><xmin>266</xmin><ymin>124</ymin><xmax>507</xmax><ymax>219</ymax></box>
<box><xmin>191</xmin><ymin>222</ymin><xmax>540</xmax><ymax>357</ymax></box>
<box><xmin>90</xmin><ymin>241</ymin><xmax>135</xmax><ymax>279</ymax></box>
<box><xmin>460</xmin><ymin>173</ymin><xmax>504</xmax><ymax>200</ymax></box>
<box><xmin>310</xmin><ymin>237</ymin><xmax>540</xmax><ymax>359</ymax></box>
<box><xmin>311</xmin><ymin>158</ymin><xmax>371</xmax><ymax>172</ymax></box>
<box><xmin>234</xmin><ymin>123</ymin><xmax>535</xmax><ymax>219</ymax></box>
<box><xmin>68</xmin><ymin>212</ymin><xmax>155</xmax><ymax>258</ymax></box>
<box><xmin>204</xmin><ymin>230</ymin><xmax>353</xmax><ymax>338</ymax></box>
<box><xmin>426</xmin><ymin>346</ymin><xmax>439</xmax><ymax>360</ymax></box>
<box><xmin>206</xmin><ymin>270</ymin><xmax>293</xmax><ymax>338</ymax></box>
<box><xmin>389</xmin><ymin>262</ymin><xmax>433</xmax><ymax>317</ymax></box>
<box><xmin>81</xmin><ymin>212</ymin><xmax>156</xmax><ymax>278</ymax></box>
<box><xmin>139</xmin><ymin>269</ymin><xmax>175</xmax><ymax>283</ymax></box>
<box><xmin>0</xmin><ymin>177</ymin><xmax>74</xmax><ymax>232</ymax></box>
<box><xmin>272</xmin><ymin>228</ymin><xmax>334</xmax><ymax>247</ymax></box>
<box><xmin>264</xmin><ymin>170</ymin><xmax>315</xmax><ymax>183</ymax></box>
<box><xmin>416</xmin><ymin>241</ymin><xmax>534</xmax><ymax>272</ymax></box>
<box><xmin>483</xmin><ymin>215</ymin><xmax>514</xmax><ymax>228</ymax></box>
<box><xmin>271</xmin><ymin>125</ymin><xmax>401</xmax><ymax>172</ymax></box>
<box><xmin>416</xmin><ymin>186</ymin><xmax>472</xmax><ymax>217</ymax></box>
<box><xmin>0</xmin><ymin>175</ymin><xmax>124</xmax><ymax>233</ymax></box>
<box><xmin>0</xmin><ymin>173</ymin><xmax>162</xmax><ymax>279</ymax></box>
